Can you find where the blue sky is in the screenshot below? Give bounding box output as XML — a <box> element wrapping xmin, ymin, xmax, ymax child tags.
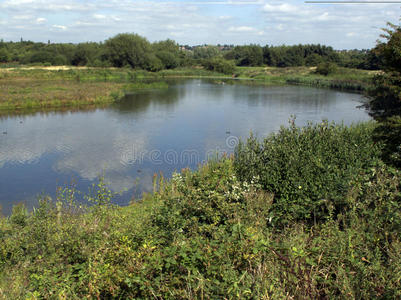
<box><xmin>0</xmin><ymin>0</ymin><xmax>400</xmax><ymax>49</ymax></box>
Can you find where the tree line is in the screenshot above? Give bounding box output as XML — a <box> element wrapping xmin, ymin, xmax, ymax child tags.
<box><xmin>0</xmin><ymin>33</ymin><xmax>380</xmax><ymax>71</ymax></box>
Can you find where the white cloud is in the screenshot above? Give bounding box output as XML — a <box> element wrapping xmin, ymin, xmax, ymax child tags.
<box><xmin>0</xmin><ymin>109</ymin><xmax>150</xmax><ymax>193</ymax></box>
<box><xmin>263</xmin><ymin>3</ymin><xmax>298</xmax><ymax>13</ymax></box>
<box><xmin>93</xmin><ymin>14</ymin><xmax>106</xmax><ymax>19</ymax></box>
<box><xmin>0</xmin><ymin>0</ymin><xmax>93</xmax><ymax>12</ymax></box>
<box><xmin>0</xmin><ymin>0</ymin><xmax>399</xmax><ymax>48</ymax></box>
<box><xmin>12</xmin><ymin>15</ymin><xmax>32</xmax><ymax>20</ymax></box>
<box><xmin>228</xmin><ymin>26</ymin><xmax>256</xmax><ymax>32</ymax></box>
<box><xmin>52</xmin><ymin>25</ymin><xmax>67</xmax><ymax>30</ymax></box>
<box><xmin>259</xmin><ymin>0</ymin><xmax>400</xmax><ymax>48</ymax></box>
<box><xmin>36</xmin><ymin>17</ymin><xmax>46</xmax><ymax>24</ymax></box>
<box><xmin>316</xmin><ymin>12</ymin><xmax>331</xmax><ymax>21</ymax></box>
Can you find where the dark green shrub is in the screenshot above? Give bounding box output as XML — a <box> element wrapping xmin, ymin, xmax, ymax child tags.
<box><xmin>234</xmin><ymin>121</ymin><xmax>382</xmax><ymax>226</ymax></box>
<box><xmin>0</xmin><ymin>48</ymin><xmax>10</xmax><ymax>63</ymax></box>
<box><xmin>305</xmin><ymin>53</ymin><xmax>324</xmax><ymax>66</ymax></box>
<box><xmin>27</xmin><ymin>51</ymin><xmax>53</xmax><ymax>65</ymax></box>
<box><xmin>151</xmin><ymin>159</ymin><xmax>248</xmax><ymax>240</ymax></box>
<box><xmin>368</xmin><ymin>71</ymin><xmax>401</xmax><ymax>119</ymax></box>
<box><xmin>156</xmin><ymin>51</ymin><xmax>179</xmax><ymax>69</ymax></box>
<box><xmin>9</xmin><ymin>203</ymin><xmax>28</xmax><ymax>227</ymax></box>
<box><xmin>143</xmin><ymin>53</ymin><xmax>163</xmax><ymax>72</ymax></box>
<box><xmin>201</xmin><ymin>57</ymin><xmax>235</xmax><ymax>74</ymax></box>
<box><xmin>51</xmin><ymin>55</ymin><xmax>67</xmax><ymax>66</ymax></box>
<box><xmin>372</xmin><ymin>116</ymin><xmax>401</xmax><ymax>167</ymax></box>
<box><xmin>367</xmin><ymin>23</ymin><xmax>401</xmax><ymax>167</ymax></box>
<box><xmin>316</xmin><ymin>62</ymin><xmax>338</xmax><ymax>75</ymax></box>
<box><xmin>228</xmin><ymin>45</ymin><xmax>263</xmax><ymax>66</ymax></box>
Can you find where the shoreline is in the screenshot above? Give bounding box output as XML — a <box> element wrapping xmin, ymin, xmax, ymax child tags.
<box><xmin>0</xmin><ymin>66</ymin><xmax>372</xmax><ymax>113</ymax></box>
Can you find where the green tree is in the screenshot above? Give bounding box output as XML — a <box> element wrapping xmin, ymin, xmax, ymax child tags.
<box><xmin>228</xmin><ymin>45</ymin><xmax>263</xmax><ymax>66</ymax></box>
<box><xmin>152</xmin><ymin>39</ymin><xmax>179</xmax><ymax>53</ymax></box>
<box><xmin>152</xmin><ymin>39</ymin><xmax>180</xmax><ymax>69</ymax></box>
<box><xmin>71</xmin><ymin>43</ymin><xmax>102</xmax><ymax>66</ymax></box>
<box><xmin>143</xmin><ymin>53</ymin><xmax>163</xmax><ymax>72</ymax></box>
<box><xmin>368</xmin><ymin>22</ymin><xmax>401</xmax><ymax>167</ymax></box>
<box><xmin>27</xmin><ymin>50</ymin><xmax>53</xmax><ymax>64</ymax></box>
<box><xmin>0</xmin><ymin>48</ymin><xmax>10</xmax><ymax>62</ymax></box>
<box><xmin>193</xmin><ymin>46</ymin><xmax>220</xmax><ymax>60</ymax></box>
<box><xmin>369</xmin><ymin>23</ymin><xmax>401</xmax><ymax>119</ymax></box>
<box><xmin>105</xmin><ymin>33</ymin><xmax>151</xmax><ymax>68</ymax></box>
<box><xmin>156</xmin><ymin>51</ymin><xmax>179</xmax><ymax>69</ymax></box>
<box><xmin>305</xmin><ymin>53</ymin><xmax>324</xmax><ymax>66</ymax></box>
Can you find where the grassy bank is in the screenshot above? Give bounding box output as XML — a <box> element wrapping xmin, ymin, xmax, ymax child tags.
<box><xmin>0</xmin><ymin>66</ymin><xmax>225</xmax><ymax>82</ymax></box>
<box><xmin>0</xmin><ymin>68</ymin><xmax>176</xmax><ymax>111</ymax></box>
<box><xmin>0</xmin><ymin>121</ymin><xmax>400</xmax><ymax>298</ymax></box>
<box><xmin>0</xmin><ymin>80</ymin><xmax>125</xmax><ymax>110</ymax></box>
<box><xmin>236</xmin><ymin>66</ymin><xmax>375</xmax><ymax>91</ymax></box>
<box><xmin>0</xmin><ymin>67</ymin><xmax>225</xmax><ymax>112</ymax></box>
<box><xmin>0</xmin><ymin>65</ymin><xmax>374</xmax><ymax>112</ymax></box>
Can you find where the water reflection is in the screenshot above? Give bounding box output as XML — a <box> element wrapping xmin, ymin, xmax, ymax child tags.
<box><xmin>0</xmin><ymin>80</ymin><xmax>370</xmax><ymax>214</ymax></box>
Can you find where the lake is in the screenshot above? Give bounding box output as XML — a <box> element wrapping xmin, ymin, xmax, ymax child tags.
<box><xmin>0</xmin><ymin>79</ymin><xmax>371</xmax><ymax>214</ymax></box>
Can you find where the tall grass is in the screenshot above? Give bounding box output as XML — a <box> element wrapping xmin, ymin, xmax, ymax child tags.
<box><xmin>123</xmin><ymin>81</ymin><xmax>168</xmax><ymax>92</ymax></box>
<box><xmin>286</xmin><ymin>76</ymin><xmax>368</xmax><ymax>91</ymax></box>
<box><xmin>236</xmin><ymin>66</ymin><xmax>374</xmax><ymax>91</ymax></box>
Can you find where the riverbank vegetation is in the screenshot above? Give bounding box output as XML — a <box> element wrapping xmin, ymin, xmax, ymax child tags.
<box><xmin>0</xmin><ymin>79</ymin><xmax>124</xmax><ymax>110</ymax></box>
<box><xmin>0</xmin><ymin>68</ymin><xmax>176</xmax><ymax>111</ymax></box>
<box><xmin>235</xmin><ymin>65</ymin><xmax>375</xmax><ymax>91</ymax></box>
<box><xmin>0</xmin><ymin>65</ymin><xmax>373</xmax><ymax>111</ymax></box>
<box><xmin>0</xmin><ymin>121</ymin><xmax>400</xmax><ymax>298</ymax></box>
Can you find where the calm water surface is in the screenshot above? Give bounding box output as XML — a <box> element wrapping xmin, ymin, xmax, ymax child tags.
<box><xmin>0</xmin><ymin>80</ymin><xmax>371</xmax><ymax>213</ymax></box>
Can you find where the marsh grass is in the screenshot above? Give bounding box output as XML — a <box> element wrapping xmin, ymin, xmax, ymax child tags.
<box><xmin>236</xmin><ymin>66</ymin><xmax>374</xmax><ymax>91</ymax></box>
<box><xmin>0</xmin><ymin>67</ymin><xmax>227</xmax><ymax>111</ymax></box>
<box><xmin>0</xmin><ymin>78</ymin><xmax>126</xmax><ymax>110</ymax></box>
<box><xmin>123</xmin><ymin>81</ymin><xmax>169</xmax><ymax>92</ymax></box>
<box><xmin>0</xmin><ymin>66</ymin><xmax>374</xmax><ymax>112</ymax></box>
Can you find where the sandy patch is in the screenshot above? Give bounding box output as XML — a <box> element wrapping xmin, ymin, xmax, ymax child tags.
<box><xmin>0</xmin><ymin>66</ymin><xmax>90</xmax><ymax>72</ymax></box>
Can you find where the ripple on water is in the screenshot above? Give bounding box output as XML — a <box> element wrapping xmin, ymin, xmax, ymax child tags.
<box><xmin>55</xmin><ymin>143</ymin><xmax>73</xmax><ymax>154</ymax></box>
<box><xmin>0</xmin><ymin>145</ymin><xmax>40</xmax><ymax>166</ymax></box>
